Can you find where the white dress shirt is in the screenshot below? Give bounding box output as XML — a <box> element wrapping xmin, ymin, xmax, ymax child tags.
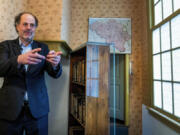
<box><xmin>19</xmin><ymin>39</ymin><xmax>33</xmax><ymax>101</ymax></box>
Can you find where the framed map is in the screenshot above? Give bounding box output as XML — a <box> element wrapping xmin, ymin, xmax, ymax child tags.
<box><xmin>88</xmin><ymin>18</ymin><xmax>131</xmax><ymax>54</ymax></box>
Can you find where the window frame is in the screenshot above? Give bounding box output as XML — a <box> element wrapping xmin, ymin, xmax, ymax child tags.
<box><xmin>149</xmin><ymin>0</ymin><xmax>180</xmax><ymax>122</ymax></box>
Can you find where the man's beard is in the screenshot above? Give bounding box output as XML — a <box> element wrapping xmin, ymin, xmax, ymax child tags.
<box><xmin>24</xmin><ymin>37</ymin><xmax>33</xmax><ymax>42</ymax></box>
<box><xmin>22</xmin><ymin>33</ymin><xmax>34</xmax><ymax>43</ymax></box>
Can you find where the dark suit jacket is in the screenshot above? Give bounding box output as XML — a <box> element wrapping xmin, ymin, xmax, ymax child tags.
<box><xmin>0</xmin><ymin>38</ymin><xmax>62</xmax><ymax>121</ymax></box>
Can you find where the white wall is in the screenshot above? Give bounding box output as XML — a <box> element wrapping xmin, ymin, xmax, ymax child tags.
<box><xmin>142</xmin><ymin>104</ymin><xmax>180</xmax><ymax>135</ymax></box>
<box><xmin>46</xmin><ymin>56</ymin><xmax>70</xmax><ymax>135</ymax></box>
<box><xmin>61</xmin><ymin>0</ymin><xmax>71</xmax><ymax>44</ymax></box>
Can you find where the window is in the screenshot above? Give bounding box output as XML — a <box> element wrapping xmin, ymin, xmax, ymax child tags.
<box><xmin>150</xmin><ymin>0</ymin><xmax>180</xmax><ymax>119</ymax></box>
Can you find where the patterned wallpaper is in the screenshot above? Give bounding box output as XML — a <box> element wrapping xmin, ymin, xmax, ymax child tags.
<box><xmin>0</xmin><ymin>0</ymin><xmax>27</xmax><ymax>41</ymax></box>
<box><xmin>140</xmin><ymin>2</ymin><xmax>152</xmax><ymax>106</ymax></box>
<box><xmin>27</xmin><ymin>0</ymin><xmax>62</xmax><ymax>40</ymax></box>
<box><xmin>0</xmin><ymin>0</ymin><xmax>62</xmax><ymax>41</ymax></box>
<box><xmin>69</xmin><ymin>0</ymin><xmax>150</xmax><ymax>135</ymax></box>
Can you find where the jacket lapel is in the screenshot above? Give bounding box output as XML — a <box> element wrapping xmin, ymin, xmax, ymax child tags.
<box><xmin>12</xmin><ymin>38</ymin><xmax>22</xmax><ymax>56</ymax></box>
<box><xmin>31</xmin><ymin>41</ymin><xmax>38</xmax><ymax>50</ymax></box>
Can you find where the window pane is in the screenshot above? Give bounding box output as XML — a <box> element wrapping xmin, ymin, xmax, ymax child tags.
<box><xmin>163</xmin><ymin>82</ymin><xmax>172</xmax><ymax>113</ymax></box>
<box><xmin>153</xmin><ymin>28</ymin><xmax>160</xmax><ymax>54</ymax></box>
<box><xmin>174</xmin><ymin>83</ymin><xmax>180</xmax><ymax>117</ymax></box>
<box><xmin>161</xmin><ymin>22</ymin><xmax>170</xmax><ymax>51</ymax></box>
<box><xmin>173</xmin><ymin>0</ymin><xmax>180</xmax><ymax>12</ymax></box>
<box><xmin>154</xmin><ymin>1</ymin><xmax>162</xmax><ymax>25</ymax></box>
<box><xmin>154</xmin><ymin>81</ymin><xmax>162</xmax><ymax>108</ymax></box>
<box><xmin>153</xmin><ymin>55</ymin><xmax>161</xmax><ymax>80</ymax></box>
<box><xmin>172</xmin><ymin>49</ymin><xmax>180</xmax><ymax>81</ymax></box>
<box><xmin>162</xmin><ymin>52</ymin><xmax>171</xmax><ymax>80</ymax></box>
<box><xmin>163</xmin><ymin>0</ymin><xmax>172</xmax><ymax>19</ymax></box>
<box><xmin>171</xmin><ymin>14</ymin><xmax>180</xmax><ymax>48</ymax></box>
<box><xmin>154</xmin><ymin>0</ymin><xmax>159</xmax><ymax>4</ymax></box>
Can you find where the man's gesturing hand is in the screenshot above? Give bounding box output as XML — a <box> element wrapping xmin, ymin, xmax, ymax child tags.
<box><xmin>46</xmin><ymin>50</ymin><xmax>62</xmax><ymax>67</ymax></box>
<box><xmin>17</xmin><ymin>48</ymin><xmax>45</xmax><ymax>65</ymax></box>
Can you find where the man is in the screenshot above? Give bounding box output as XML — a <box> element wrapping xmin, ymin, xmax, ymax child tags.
<box><xmin>0</xmin><ymin>12</ymin><xmax>62</xmax><ymax>135</ymax></box>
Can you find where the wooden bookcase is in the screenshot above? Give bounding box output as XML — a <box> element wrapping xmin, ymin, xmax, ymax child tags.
<box><xmin>68</xmin><ymin>42</ymin><xmax>110</xmax><ymax>135</ymax></box>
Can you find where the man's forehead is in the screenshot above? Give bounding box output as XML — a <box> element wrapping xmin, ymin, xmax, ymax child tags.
<box><xmin>20</xmin><ymin>14</ymin><xmax>35</xmax><ymax>23</ymax></box>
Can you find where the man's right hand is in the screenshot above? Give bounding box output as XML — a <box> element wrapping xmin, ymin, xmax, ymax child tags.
<box><xmin>17</xmin><ymin>48</ymin><xmax>45</xmax><ymax>65</ymax></box>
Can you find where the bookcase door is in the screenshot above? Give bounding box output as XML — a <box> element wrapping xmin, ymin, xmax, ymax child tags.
<box><xmin>86</xmin><ymin>44</ymin><xmax>110</xmax><ymax>135</ymax></box>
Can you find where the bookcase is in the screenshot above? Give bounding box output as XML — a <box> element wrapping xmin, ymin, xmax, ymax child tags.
<box><xmin>68</xmin><ymin>42</ymin><xmax>110</xmax><ymax>135</ymax></box>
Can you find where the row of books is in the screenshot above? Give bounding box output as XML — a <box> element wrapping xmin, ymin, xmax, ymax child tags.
<box><xmin>69</xmin><ymin>126</ymin><xmax>84</xmax><ymax>135</ymax></box>
<box><xmin>70</xmin><ymin>93</ymin><xmax>86</xmax><ymax>125</ymax></box>
<box><xmin>72</xmin><ymin>60</ymin><xmax>85</xmax><ymax>84</ymax></box>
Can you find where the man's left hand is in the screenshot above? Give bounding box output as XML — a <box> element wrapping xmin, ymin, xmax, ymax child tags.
<box><xmin>46</xmin><ymin>50</ymin><xmax>62</xmax><ymax>68</ymax></box>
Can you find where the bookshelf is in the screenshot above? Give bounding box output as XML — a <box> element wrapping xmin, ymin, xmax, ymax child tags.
<box><xmin>68</xmin><ymin>42</ymin><xmax>110</xmax><ymax>135</ymax></box>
